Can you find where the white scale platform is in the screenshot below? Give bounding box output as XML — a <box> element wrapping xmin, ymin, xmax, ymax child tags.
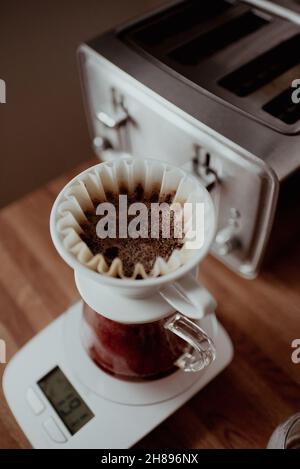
<box><xmin>3</xmin><ymin>302</ymin><xmax>233</xmax><ymax>449</ymax></box>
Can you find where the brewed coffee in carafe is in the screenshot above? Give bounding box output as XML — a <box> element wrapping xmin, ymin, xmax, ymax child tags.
<box><xmin>81</xmin><ymin>302</ymin><xmax>187</xmax><ymax>381</ymax></box>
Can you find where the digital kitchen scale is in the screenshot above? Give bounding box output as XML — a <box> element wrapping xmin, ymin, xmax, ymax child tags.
<box><xmin>3</xmin><ymin>302</ymin><xmax>233</xmax><ymax>449</ymax></box>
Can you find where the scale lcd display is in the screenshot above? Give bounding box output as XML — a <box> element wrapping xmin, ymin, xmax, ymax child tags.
<box><xmin>38</xmin><ymin>366</ymin><xmax>94</xmax><ymax>435</ymax></box>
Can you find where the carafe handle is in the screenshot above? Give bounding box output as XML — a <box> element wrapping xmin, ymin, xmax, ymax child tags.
<box><xmin>160</xmin><ymin>272</ymin><xmax>217</xmax><ymax>371</ymax></box>
<box><xmin>164</xmin><ymin>313</ymin><xmax>216</xmax><ymax>372</ymax></box>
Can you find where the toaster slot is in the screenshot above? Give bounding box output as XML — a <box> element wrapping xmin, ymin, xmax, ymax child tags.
<box><xmin>262</xmin><ymin>87</ymin><xmax>300</xmax><ymax>124</ymax></box>
<box><xmin>168</xmin><ymin>11</ymin><xmax>269</xmax><ymax>65</ymax></box>
<box><xmin>219</xmin><ymin>34</ymin><xmax>300</xmax><ymax>96</ymax></box>
<box><xmin>127</xmin><ymin>0</ymin><xmax>232</xmax><ymax>48</ymax></box>
<box><xmin>117</xmin><ymin>0</ymin><xmax>300</xmax><ymax>133</ymax></box>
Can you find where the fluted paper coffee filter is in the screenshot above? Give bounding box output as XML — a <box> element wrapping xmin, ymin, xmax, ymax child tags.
<box><xmin>54</xmin><ymin>158</ymin><xmax>214</xmax><ymax>279</ymax></box>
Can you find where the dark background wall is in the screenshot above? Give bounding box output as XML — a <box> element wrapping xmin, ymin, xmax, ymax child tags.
<box><xmin>0</xmin><ymin>0</ymin><xmax>163</xmax><ymax>207</ymax></box>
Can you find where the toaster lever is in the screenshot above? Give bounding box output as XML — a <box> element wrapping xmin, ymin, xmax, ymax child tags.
<box><xmin>96</xmin><ymin>109</ymin><xmax>128</xmax><ymax>129</ymax></box>
<box><xmin>192</xmin><ymin>145</ymin><xmax>218</xmax><ymax>191</ymax></box>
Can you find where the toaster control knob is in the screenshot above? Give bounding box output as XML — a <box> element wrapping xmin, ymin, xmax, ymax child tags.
<box><xmin>215</xmin><ymin>209</ymin><xmax>240</xmax><ymax>256</ymax></box>
<box><xmin>215</xmin><ymin>227</ymin><xmax>239</xmax><ymax>256</ymax></box>
<box><xmin>93</xmin><ymin>136</ymin><xmax>112</xmax><ymax>152</ymax></box>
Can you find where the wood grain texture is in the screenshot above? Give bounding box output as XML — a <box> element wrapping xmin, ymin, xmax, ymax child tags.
<box><xmin>0</xmin><ymin>159</ymin><xmax>299</xmax><ymax>449</ymax></box>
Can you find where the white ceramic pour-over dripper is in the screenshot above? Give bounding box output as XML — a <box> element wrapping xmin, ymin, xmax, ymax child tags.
<box><xmin>50</xmin><ymin>158</ymin><xmax>216</xmax><ymax>300</ymax></box>
<box><xmin>50</xmin><ymin>158</ymin><xmax>218</xmax><ymax>372</ymax></box>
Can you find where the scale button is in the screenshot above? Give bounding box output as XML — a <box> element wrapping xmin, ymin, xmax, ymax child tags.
<box><xmin>26</xmin><ymin>388</ymin><xmax>45</xmax><ymax>415</ymax></box>
<box><xmin>43</xmin><ymin>418</ymin><xmax>67</xmax><ymax>443</ymax></box>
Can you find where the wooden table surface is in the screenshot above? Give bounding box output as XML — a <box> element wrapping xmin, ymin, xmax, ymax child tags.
<box><xmin>0</xmin><ymin>159</ymin><xmax>300</xmax><ymax>449</ymax></box>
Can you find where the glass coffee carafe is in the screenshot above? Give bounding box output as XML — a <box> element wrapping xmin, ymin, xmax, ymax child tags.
<box><xmin>80</xmin><ymin>285</ymin><xmax>216</xmax><ymax>382</ymax></box>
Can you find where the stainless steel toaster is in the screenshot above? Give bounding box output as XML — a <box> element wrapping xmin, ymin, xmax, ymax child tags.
<box><xmin>77</xmin><ymin>0</ymin><xmax>300</xmax><ymax>278</ymax></box>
